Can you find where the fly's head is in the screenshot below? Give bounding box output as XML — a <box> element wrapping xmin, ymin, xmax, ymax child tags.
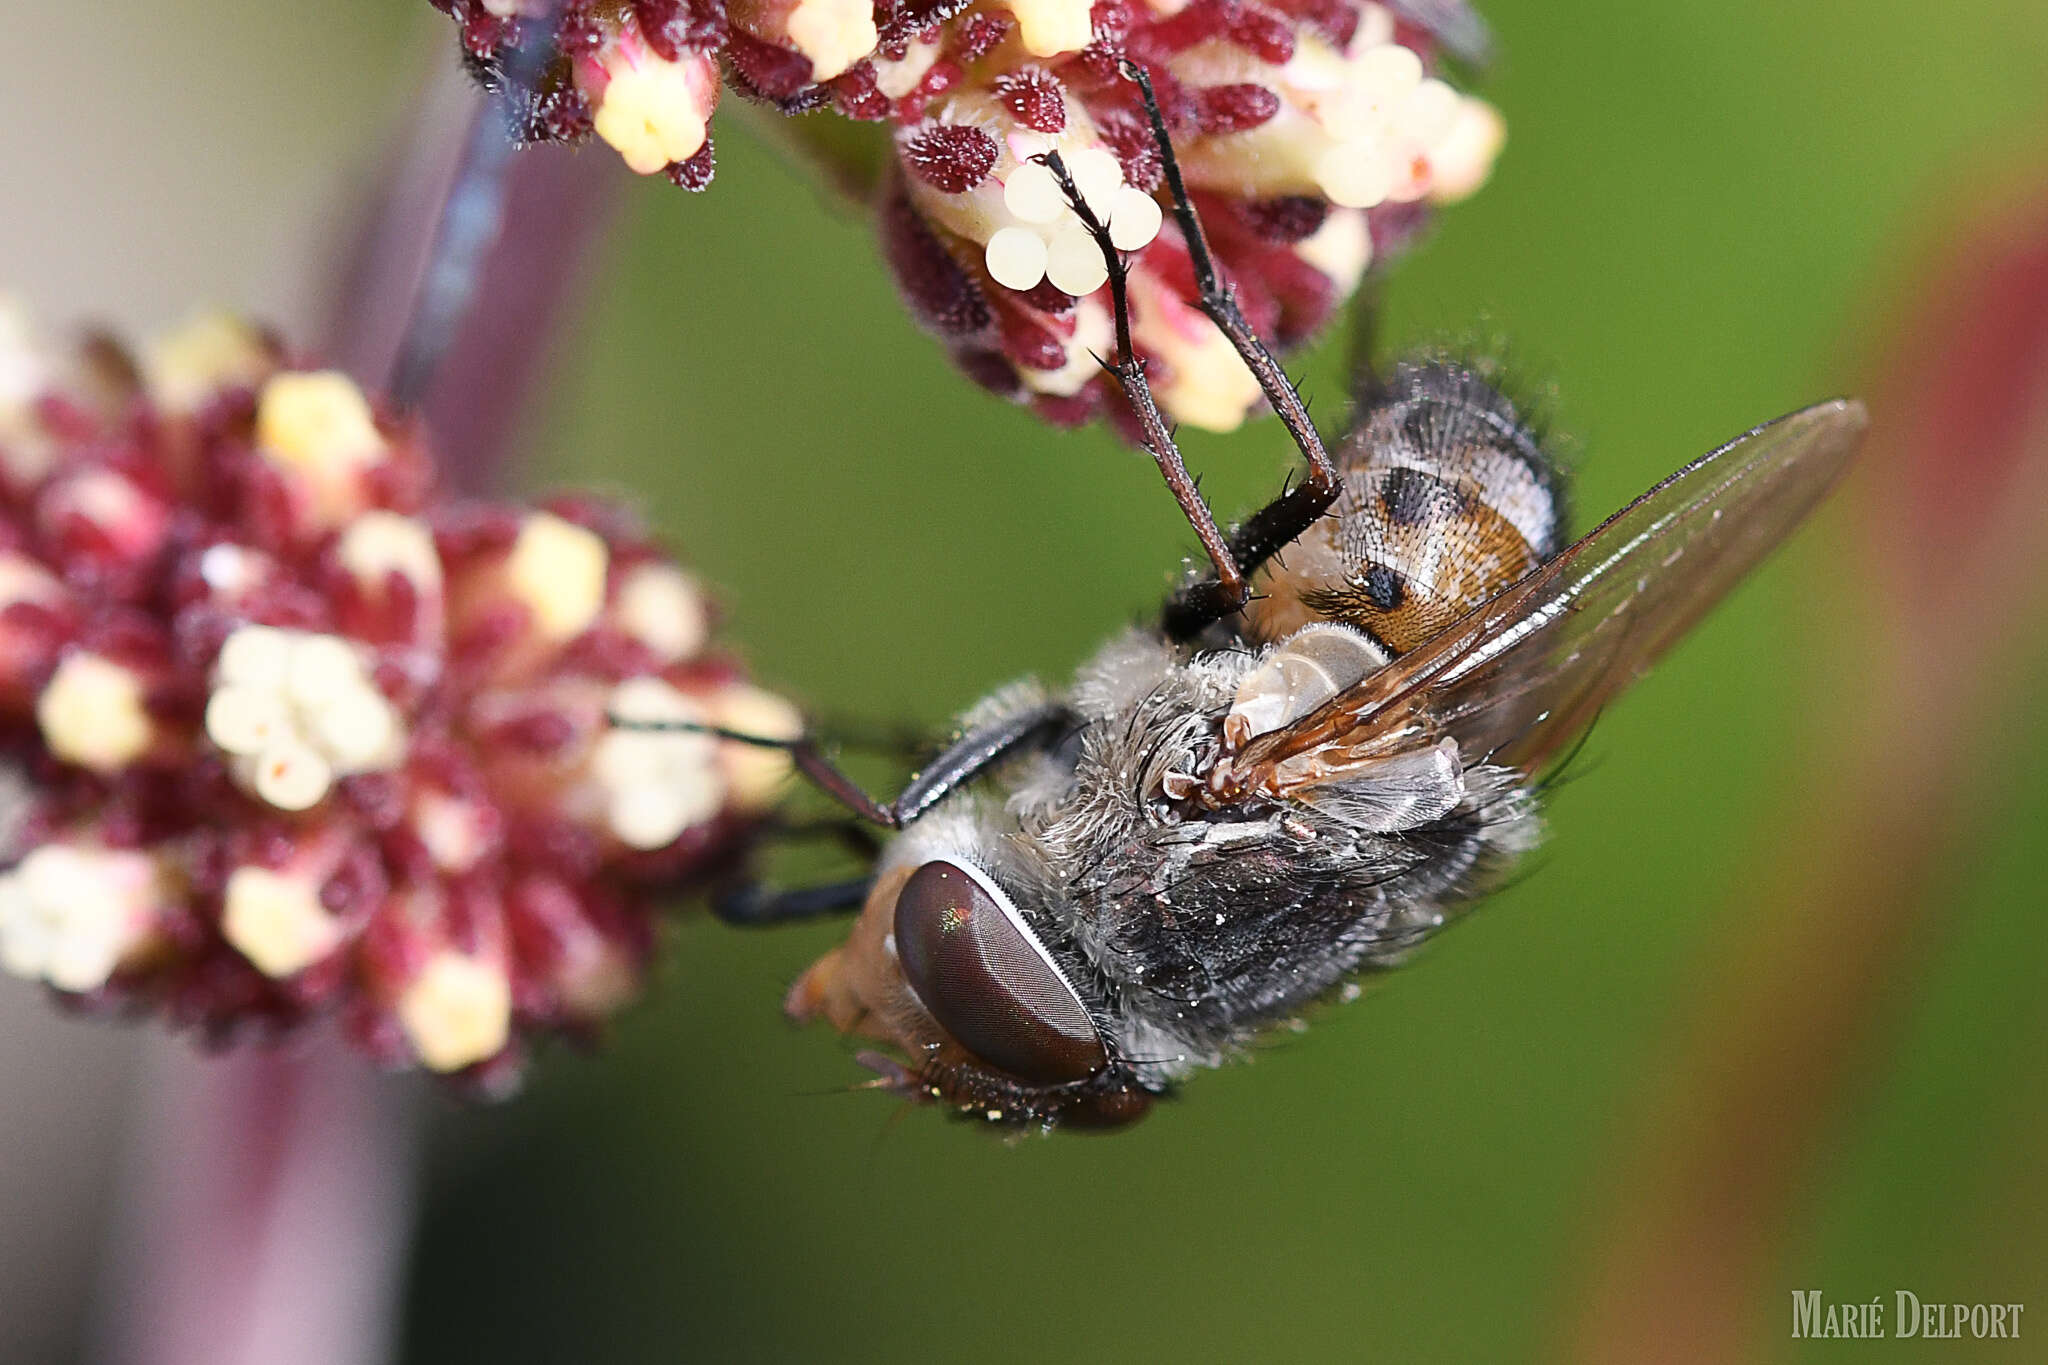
<box><xmin>784</xmin><ymin>830</ymin><xmax>1156</xmax><ymax>1131</ymax></box>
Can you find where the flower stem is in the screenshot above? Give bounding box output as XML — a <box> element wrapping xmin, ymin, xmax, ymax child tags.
<box><xmin>93</xmin><ymin>1042</ymin><xmax>421</xmax><ymax>1365</ymax></box>
<box><xmin>91</xmin><ymin>49</ymin><xmax>625</xmax><ymax>1365</ymax></box>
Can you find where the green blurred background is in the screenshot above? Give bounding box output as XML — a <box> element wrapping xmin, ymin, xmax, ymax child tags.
<box><xmin>5</xmin><ymin>1</ymin><xmax>2047</xmax><ymax>1361</ymax></box>
<box><xmin>419</xmin><ymin>3</ymin><xmax>2048</xmax><ymax>1362</ymax></box>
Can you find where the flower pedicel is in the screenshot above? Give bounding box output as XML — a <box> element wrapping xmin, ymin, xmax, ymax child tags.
<box><xmin>0</xmin><ymin>302</ymin><xmax>795</xmax><ymax>1087</ymax></box>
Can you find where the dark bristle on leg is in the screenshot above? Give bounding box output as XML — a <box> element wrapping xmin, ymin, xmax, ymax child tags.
<box><xmin>1085</xmin><ymin>63</ymin><xmax>1344</xmax><ymax>641</ymax></box>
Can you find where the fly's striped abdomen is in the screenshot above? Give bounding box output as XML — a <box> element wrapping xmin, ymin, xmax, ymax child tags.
<box><xmin>1247</xmin><ymin>362</ymin><xmax>1563</xmax><ymax>653</ymax></box>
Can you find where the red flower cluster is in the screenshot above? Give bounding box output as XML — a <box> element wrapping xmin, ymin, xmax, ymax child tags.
<box><xmin>429</xmin><ymin>0</ymin><xmax>1502</xmax><ymax>432</ymax></box>
<box><xmin>0</xmin><ymin>304</ymin><xmax>795</xmax><ymax>1086</ymax></box>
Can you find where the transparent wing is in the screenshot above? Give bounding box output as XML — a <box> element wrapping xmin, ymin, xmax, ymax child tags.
<box><xmin>1216</xmin><ymin>400</ymin><xmax>1868</xmax><ymax>798</ymax></box>
<box><xmin>1387</xmin><ymin>1</ymin><xmax>1494</xmax><ymax>66</ymax></box>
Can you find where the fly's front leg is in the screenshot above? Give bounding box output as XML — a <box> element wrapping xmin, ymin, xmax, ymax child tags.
<box><xmin>1040</xmin><ymin>150</ymin><xmax>1252</xmax><ymax>636</ymax></box>
<box><xmin>1114</xmin><ymin>62</ymin><xmax>1345</xmax><ymax>638</ymax></box>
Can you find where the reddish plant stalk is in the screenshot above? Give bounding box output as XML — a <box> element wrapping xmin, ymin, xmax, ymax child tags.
<box><xmin>91</xmin><ymin>60</ymin><xmax>624</xmax><ymax>1365</ymax></box>
<box><xmin>1561</xmin><ymin>186</ymin><xmax>2048</xmax><ymax>1364</ymax></box>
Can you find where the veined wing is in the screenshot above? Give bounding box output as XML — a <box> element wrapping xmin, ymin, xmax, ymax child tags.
<box><xmin>1207</xmin><ymin>399</ymin><xmax>1868</xmax><ymax>802</ymax></box>
<box><xmin>1388</xmin><ymin>1</ymin><xmax>1494</xmax><ymax>66</ymax></box>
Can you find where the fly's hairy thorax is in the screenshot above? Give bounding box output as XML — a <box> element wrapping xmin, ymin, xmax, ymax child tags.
<box><xmin>1247</xmin><ymin>364</ymin><xmax>1563</xmax><ymax>653</ymax></box>
<box><xmin>990</xmin><ymin>630</ymin><xmax>1540</xmax><ymax>1072</ymax></box>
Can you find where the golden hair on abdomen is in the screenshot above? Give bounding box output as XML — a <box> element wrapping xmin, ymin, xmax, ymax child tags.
<box><xmin>1247</xmin><ymin>361</ymin><xmax>1563</xmax><ymax>654</ymax></box>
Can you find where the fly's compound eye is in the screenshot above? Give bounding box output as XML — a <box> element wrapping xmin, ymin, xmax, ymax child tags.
<box><xmin>892</xmin><ymin>859</ymin><xmax>1107</xmax><ymax>1084</ymax></box>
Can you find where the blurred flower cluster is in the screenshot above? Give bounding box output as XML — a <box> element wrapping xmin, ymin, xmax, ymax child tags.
<box><xmin>0</xmin><ymin>302</ymin><xmax>796</xmax><ymax>1086</ymax></box>
<box><xmin>429</xmin><ymin>0</ymin><xmax>1502</xmax><ymax>431</ymax></box>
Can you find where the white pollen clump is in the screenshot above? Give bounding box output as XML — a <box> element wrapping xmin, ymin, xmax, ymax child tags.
<box><xmin>1106</xmin><ymin>186</ymin><xmax>1164</xmax><ymax>250</ymax></box>
<box><xmin>612</xmin><ymin>563</ymin><xmax>708</xmax><ymax>662</ymax></box>
<box><xmin>1355</xmin><ymin>42</ymin><xmax>1423</xmax><ymax>105</ymax></box>
<box><xmin>221</xmin><ymin>864</ymin><xmax>343</xmax><ymax>978</ymax></box>
<box><xmin>782</xmin><ymin>0</ymin><xmax>879</xmax><ymax>81</ymax></box>
<box><xmin>397</xmin><ymin>950</ymin><xmax>513</xmax><ymax>1073</ymax></box>
<box><xmin>336</xmin><ymin>511</ymin><xmax>443</xmax><ymax>595</ymax></box>
<box><xmin>1426</xmin><ymin>99</ymin><xmax>1507</xmax><ymax>203</ymax></box>
<box><xmin>505</xmin><ymin>513</ymin><xmax>610</xmax><ymax>642</ymax></box>
<box><xmin>1170</xmin><ymin>25</ymin><xmax>1505</xmax><ymax>210</ymax></box>
<box><xmin>37</xmin><ymin>653</ymin><xmax>154</xmax><ymax>773</ymax></box>
<box><xmin>1007</xmin><ymin>0</ymin><xmax>1095</xmax><ymax>57</ymax></box>
<box><xmin>588</xmin><ymin>42</ymin><xmax>717</xmax><ymax>175</ymax></box>
<box><xmin>309</xmin><ymin>688</ymin><xmax>399</xmax><ymax>769</ymax></box>
<box><xmin>206</xmin><ymin>625</ymin><xmax>407</xmax><ymax>811</ymax></box>
<box><xmin>255</xmin><ymin>371</ymin><xmax>388</xmax><ymax>525</ymax></box>
<box><xmin>983</xmin><ymin>149</ymin><xmax>1163</xmax><ymax>297</ymax></box>
<box><xmin>1314</xmin><ymin>143</ymin><xmax>1395</xmax><ymax>215</ymax></box>
<box><xmin>218</xmin><ymin>622</ymin><xmax>295</xmax><ymax>689</ymax></box>
<box><xmin>985</xmin><ymin>227</ymin><xmax>1052</xmax><ymax>292</ymax></box>
<box><xmin>287</xmin><ymin>633</ymin><xmax>362</xmax><ymax>708</ymax></box>
<box><xmin>1401</xmin><ymin>75</ymin><xmax>1462</xmax><ymax>145</ymax></box>
<box><xmin>1067</xmin><ymin>147</ymin><xmax>1124</xmax><ymax>215</ymax></box>
<box><xmin>1001</xmin><ymin>160</ymin><xmax>1068</xmax><ymax>223</ymax></box>
<box><xmin>595</xmin><ymin>677</ymin><xmax>725</xmax><ymax>850</ymax></box>
<box><xmin>143</xmin><ymin>313</ymin><xmax>272</xmax><ymax>412</ymax></box>
<box><xmin>0</xmin><ymin>844</ymin><xmax>166</xmax><ymax>992</ymax></box>
<box><xmin>251</xmin><ymin>740</ymin><xmax>335</xmax><ymax>813</ymax></box>
<box><xmin>1045</xmin><ymin>220</ymin><xmax>1111</xmax><ymax>298</ymax></box>
<box><xmin>708</xmin><ymin>684</ymin><xmax>804</xmax><ymax>812</ymax></box>
<box><xmin>203</xmin><ymin>683</ymin><xmax>292</xmax><ymax>756</ymax></box>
